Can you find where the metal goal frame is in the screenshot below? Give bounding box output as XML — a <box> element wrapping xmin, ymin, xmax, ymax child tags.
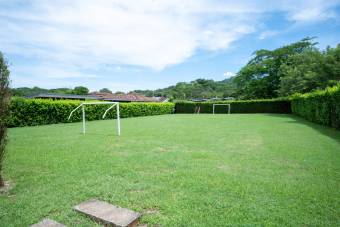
<box><xmin>68</xmin><ymin>102</ymin><xmax>120</xmax><ymax>135</ymax></box>
<box><xmin>212</xmin><ymin>103</ymin><xmax>231</xmax><ymax>114</ymax></box>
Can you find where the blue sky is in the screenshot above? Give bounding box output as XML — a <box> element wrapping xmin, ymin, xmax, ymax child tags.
<box><xmin>1</xmin><ymin>0</ymin><xmax>340</xmax><ymax>92</ymax></box>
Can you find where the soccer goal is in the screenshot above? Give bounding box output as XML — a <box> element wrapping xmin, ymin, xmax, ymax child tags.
<box><xmin>212</xmin><ymin>103</ymin><xmax>231</xmax><ymax>114</ymax></box>
<box><xmin>68</xmin><ymin>102</ymin><xmax>120</xmax><ymax>135</ymax></box>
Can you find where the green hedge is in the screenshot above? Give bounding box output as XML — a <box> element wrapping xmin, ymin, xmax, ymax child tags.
<box><xmin>291</xmin><ymin>84</ymin><xmax>340</xmax><ymax>129</ymax></box>
<box><xmin>10</xmin><ymin>87</ymin><xmax>340</xmax><ymax>129</ymax></box>
<box><xmin>9</xmin><ymin>98</ymin><xmax>175</xmax><ymax>127</ymax></box>
<box><xmin>175</xmin><ymin>99</ymin><xmax>291</xmax><ymax>114</ymax></box>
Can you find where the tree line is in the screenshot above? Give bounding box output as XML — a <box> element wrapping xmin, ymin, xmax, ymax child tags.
<box><xmin>134</xmin><ymin>77</ymin><xmax>236</xmax><ymax>100</ymax></box>
<box><xmin>234</xmin><ymin>37</ymin><xmax>340</xmax><ymax>99</ymax></box>
<box><xmin>11</xmin><ymin>87</ymin><xmax>118</xmax><ymax>96</ymax></box>
<box><xmin>135</xmin><ymin>37</ymin><xmax>340</xmax><ymax>100</ymax></box>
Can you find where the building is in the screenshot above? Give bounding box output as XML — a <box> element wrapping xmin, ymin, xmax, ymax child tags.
<box><xmin>30</xmin><ymin>92</ymin><xmax>168</xmax><ymax>102</ymax></box>
<box><xmin>29</xmin><ymin>93</ymin><xmax>97</xmax><ymax>101</ymax></box>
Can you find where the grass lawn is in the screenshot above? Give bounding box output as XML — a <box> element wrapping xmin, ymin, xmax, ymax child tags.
<box><xmin>1</xmin><ymin>114</ymin><xmax>340</xmax><ymax>226</ymax></box>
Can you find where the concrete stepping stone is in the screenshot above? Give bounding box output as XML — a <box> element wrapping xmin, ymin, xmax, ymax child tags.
<box><xmin>74</xmin><ymin>199</ymin><xmax>140</xmax><ymax>227</ymax></box>
<box><xmin>31</xmin><ymin>218</ymin><xmax>66</xmax><ymax>227</ymax></box>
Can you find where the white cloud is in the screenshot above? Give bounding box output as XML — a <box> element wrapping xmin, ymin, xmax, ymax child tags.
<box><xmin>223</xmin><ymin>72</ymin><xmax>235</xmax><ymax>78</ymax></box>
<box><xmin>259</xmin><ymin>30</ymin><xmax>279</xmax><ymax>40</ymax></box>
<box><xmin>0</xmin><ymin>0</ymin><xmax>339</xmax><ymax>83</ymax></box>
<box><xmin>0</xmin><ymin>0</ymin><xmax>257</xmax><ymax>71</ymax></box>
<box><xmin>283</xmin><ymin>0</ymin><xmax>340</xmax><ymax>22</ymax></box>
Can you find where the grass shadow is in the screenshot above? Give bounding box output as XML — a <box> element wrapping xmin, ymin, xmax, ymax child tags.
<box><xmin>264</xmin><ymin>114</ymin><xmax>340</xmax><ymax>144</ymax></box>
<box><xmin>77</xmin><ymin>132</ymin><xmax>118</xmax><ymax>137</ymax></box>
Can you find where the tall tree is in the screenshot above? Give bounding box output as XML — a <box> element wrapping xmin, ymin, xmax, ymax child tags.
<box><xmin>73</xmin><ymin>86</ymin><xmax>89</xmax><ymax>95</ymax></box>
<box><xmin>278</xmin><ymin>44</ymin><xmax>340</xmax><ymax>96</ymax></box>
<box><xmin>0</xmin><ymin>52</ymin><xmax>11</xmax><ymax>187</ymax></box>
<box><xmin>99</xmin><ymin>88</ymin><xmax>112</xmax><ymax>93</ymax></box>
<box><xmin>234</xmin><ymin>37</ymin><xmax>317</xmax><ymax>99</ymax></box>
<box><xmin>323</xmin><ymin>44</ymin><xmax>340</xmax><ymax>84</ymax></box>
<box><xmin>278</xmin><ymin>50</ymin><xmax>324</xmax><ymax>96</ymax></box>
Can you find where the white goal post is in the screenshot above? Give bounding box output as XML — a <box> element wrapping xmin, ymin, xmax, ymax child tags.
<box><xmin>68</xmin><ymin>102</ymin><xmax>120</xmax><ymax>135</ymax></box>
<box><xmin>212</xmin><ymin>104</ymin><xmax>231</xmax><ymax>114</ymax></box>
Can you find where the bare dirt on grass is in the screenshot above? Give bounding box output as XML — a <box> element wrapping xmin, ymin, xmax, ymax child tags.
<box><xmin>0</xmin><ymin>181</ymin><xmax>15</xmax><ymax>195</ymax></box>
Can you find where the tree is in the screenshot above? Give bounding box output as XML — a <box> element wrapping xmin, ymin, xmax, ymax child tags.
<box><xmin>278</xmin><ymin>50</ymin><xmax>324</xmax><ymax>96</ymax></box>
<box><xmin>323</xmin><ymin>44</ymin><xmax>340</xmax><ymax>84</ymax></box>
<box><xmin>0</xmin><ymin>52</ymin><xmax>11</xmax><ymax>187</ymax></box>
<box><xmin>134</xmin><ymin>78</ymin><xmax>236</xmax><ymax>100</ymax></box>
<box><xmin>73</xmin><ymin>86</ymin><xmax>89</xmax><ymax>95</ymax></box>
<box><xmin>49</xmin><ymin>88</ymin><xmax>74</xmax><ymax>94</ymax></box>
<box><xmin>278</xmin><ymin>44</ymin><xmax>340</xmax><ymax>96</ymax></box>
<box><xmin>11</xmin><ymin>86</ymin><xmax>48</xmax><ymax>97</ymax></box>
<box><xmin>99</xmin><ymin>88</ymin><xmax>112</xmax><ymax>93</ymax></box>
<box><xmin>11</xmin><ymin>87</ymin><xmax>74</xmax><ymax>97</ymax></box>
<box><xmin>234</xmin><ymin>37</ymin><xmax>317</xmax><ymax>99</ymax></box>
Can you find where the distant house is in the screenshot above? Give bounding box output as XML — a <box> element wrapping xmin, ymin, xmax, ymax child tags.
<box><xmin>189</xmin><ymin>98</ymin><xmax>209</xmax><ymax>102</ymax></box>
<box><xmin>29</xmin><ymin>93</ymin><xmax>97</xmax><ymax>101</ymax></box>
<box><xmin>89</xmin><ymin>92</ymin><xmax>168</xmax><ymax>102</ymax></box>
<box><xmin>189</xmin><ymin>97</ymin><xmax>235</xmax><ymax>102</ymax></box>
<box><xmin>30</xmin><ymin>92</ymin><xmax>168</xmax><ymax>103</ymax></box>
<box><xmin>223</xmin><ymin>97</ymin><xmax>235</xmax><ymax>100</ymax></box>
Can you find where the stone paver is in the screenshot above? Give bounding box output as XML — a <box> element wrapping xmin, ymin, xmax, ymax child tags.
<box><xmin>74</xmin><ymin>199</ymin><xmax>140</xmax><ymax>227</ymax></box>
<box><xmin>30</xmin><ymin>218</ymin><xmax>66</xmax><ymax>227</ymax></box>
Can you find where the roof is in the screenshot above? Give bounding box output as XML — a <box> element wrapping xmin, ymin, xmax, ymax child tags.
<box><xmin>30</xmin><ymin>93</ymin><xmax>97</xmax><ymax>100</ymax></box>
<box><xmin>30</xmin><ymin>92</ymin><xmax>167</xmax><ymax>102</ymax></box>
<box><xmin>189</xmin><ymin>98</ymin><xmax>209</xmax><ymax>102</ymax></box>
<box><xmin>151</xmin><ymin>96</ymin><xmax>168</xmax><ymax>102</ymax></box>
<box><xmin>189</xmin><ymin>97</ymin><xmax>235</xmax><ymax>102</ymax></box>
<box><xmin>90</xmin><ymin>92</ymin><xmax>166</xmax><ymax>102</ymax></box>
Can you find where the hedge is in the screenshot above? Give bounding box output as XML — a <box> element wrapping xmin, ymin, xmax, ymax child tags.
<box><xmin>10</xmin><ymin>86</ymin><xmax>340</xmax><ymax>129</ymax></box>
<box><xmin>291</xmin><ymin>84</ymin><xmax>340</xmax><ymax>130</ymax></box>
<box><xmin>175</xmin><ymin>99</ymin><xmax>291</xmax><ymax>114</ymax></box>
<box><xmin>9</xmin><ymin>98</ymin><xmax>175</xmax><ymax>127</ymax></box>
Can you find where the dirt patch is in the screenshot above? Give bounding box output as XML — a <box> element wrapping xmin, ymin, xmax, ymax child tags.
<box><xmin>142</xmin><ymin>208</ymin><xmax>160</xmax><ymax>215</ymax></box>
<box><xmin>0</xmin><ymin>181</ymin><xmax>15</xmax><ymax>195</ymax></box>
<box><xmin>154</xmin><ymin>146</ymin><xmax>171</xmax><ymax>153</ymax></box>
<box><xmin>128</xmin><ymin>189</ymin><xmax>145</xmax><ymax>194</ymax></box>
<box><xmin>217</xmin><ymin>165</ymin><xmax>231</xmax><ymax>171</ymax></box>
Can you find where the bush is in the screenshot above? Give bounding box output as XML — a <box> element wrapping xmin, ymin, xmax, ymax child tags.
<box><xmin>0</xmin><ymin>51</ymin><xmax>11</xmax><ymax>187</ymax></box>
<box><xmin>291</xmin><ymin>84</ymin><xmax>340</xmax><ymax>129</ymax></box>
<box><xmin>9</xmin><ymin>98</ymin><xmax>175</xmax><ymax>127</ymax></box>
<box><xmin>175</xmin><ymin>99</ymin><xmax>291</xmax><ymax>114</ymax></box>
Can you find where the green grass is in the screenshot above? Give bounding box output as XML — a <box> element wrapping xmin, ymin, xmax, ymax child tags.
<box><xmin>1</xmin><ymin>114</ymin><xmax>340</xmax><ymax>226</ymax></box>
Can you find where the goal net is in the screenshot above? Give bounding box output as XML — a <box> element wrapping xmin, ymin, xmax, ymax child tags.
<box><xmin>212</xmin><ymin>104</ymin><xmax>231</xmax><ymax>114</ymax></box>
<box><xmin>68</xmin><ymin>102</ymin><xmax>121</xmax><ymax>135</ymax></box>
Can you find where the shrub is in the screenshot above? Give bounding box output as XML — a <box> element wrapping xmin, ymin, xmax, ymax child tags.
<box><xmin>291</xmin><ymin>84</ymin><xmax>340</xmax><ymax>129</ymax></box>
<box><xmin>175</xmin><ymin>99</ymin><xmax>291</xmax><ymax>114</ymax></box>
<box><xmin>0</xmin><ymin>52</ymin><xmax>11</xmax><ymax>187</ymax></box>
<box><xmin>9</xmin><ymin>98</ymin><xmax>175</xmax><ymax>127</ymax></box>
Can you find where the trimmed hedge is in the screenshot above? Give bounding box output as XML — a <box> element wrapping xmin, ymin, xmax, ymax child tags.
<box><xmin>9</xmin><ymin>98</ymin><xmax>175</xmax><ymax>127</ymax></box>
<box><xmin>10</xmin><ymin>87</ymin><xmax>340</xmax><ymax>129</ymax></box>
<box><xmin>175</xmin><ymin>99</ymin><xmax>291</xmax><ymax>114</ymax></box>
<box><xmin>291</xmin><ymin>84</ymin><xmax>340</xmax><ymax>129</ymax></box>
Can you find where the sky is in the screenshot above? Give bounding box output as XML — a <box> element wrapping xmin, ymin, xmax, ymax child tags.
<box><xmin>1</xmin><ymin>0</ymin><xmax>340</xmax><ymax>92</ymax></box>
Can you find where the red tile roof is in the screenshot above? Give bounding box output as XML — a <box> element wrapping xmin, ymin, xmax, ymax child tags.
<box><xmin>89</xmin><ymin>92</ymin><xmax>166</xmax><ymax>102</ymax></box>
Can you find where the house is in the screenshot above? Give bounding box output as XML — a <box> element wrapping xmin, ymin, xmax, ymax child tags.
<box><xmin>29</xmin><ymin>93</ymin><xmax>97</xmax><ymax>101</ymax></box>
<box><xmin>89</xmin><ymin>92</ymin><xmax>168</xmax><ymax>102</ymax></box>
<box><xmin>30</xmin><ymin>92</ymin><xmax>168</xmax><ymax>102</ymax></box>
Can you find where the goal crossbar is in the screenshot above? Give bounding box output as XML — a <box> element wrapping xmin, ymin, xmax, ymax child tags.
<box><xmin>212</xmin><ymin>103</ymin><xmax>231</xmax><ymax>114</ymax></box>
<box><xmin>68</xmin><ymin>102</ymin><xmax>120</xmax><ymax>136</ymax></box>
